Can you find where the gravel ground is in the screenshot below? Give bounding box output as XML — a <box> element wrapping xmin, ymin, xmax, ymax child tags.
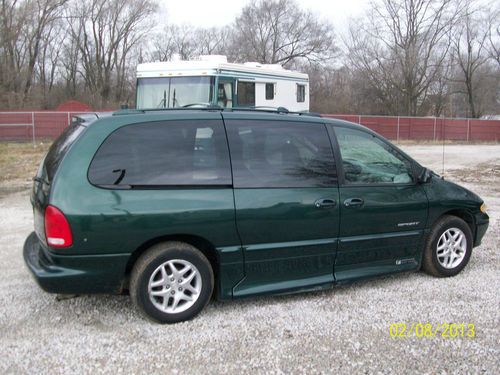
<box><xmin>0</xmin><ymin>144</ymin><xmax>499</xmax><ymax>374</ymax></box>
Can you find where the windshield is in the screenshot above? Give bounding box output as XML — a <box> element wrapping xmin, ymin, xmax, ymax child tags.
<box><xmin>136</xmin><ymin>76</ymin><xmax>214</xmax><ymax>109</ymax></box>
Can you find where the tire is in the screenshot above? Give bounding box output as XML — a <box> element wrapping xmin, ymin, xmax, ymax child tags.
<box><xmin>130</xmin><ymin>241</ymin><xmax>214</xmax><ymax>324</ymax></box>
<box><xmin>422</xmin><ymin>215</ymin><xmax>473</xmax><ymax>277</ymax></box>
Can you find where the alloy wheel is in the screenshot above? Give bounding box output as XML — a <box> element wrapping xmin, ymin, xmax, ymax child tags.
<box><xmin>148</xmin><ymin>259</ymin><xmax>202</xmax><ymax>314</ymax></box>
<box><xmin>436</xmin><ymin>228</ymin><xmax>467</xmax><ymax>269</ymax></box>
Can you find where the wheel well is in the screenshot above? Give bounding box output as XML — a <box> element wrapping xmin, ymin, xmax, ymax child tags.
<box><xmin>123</xmin><ymin>234</ymin><xmax>219</xmax><ymax>292</ymax></box>
<box><xmin>439</xmin><ymin>209</ymin><xmax>475</xmax><ymax>237</ymax></box>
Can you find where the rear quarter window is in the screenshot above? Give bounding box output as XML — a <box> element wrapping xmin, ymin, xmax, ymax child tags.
<box><xmin>88</xmin><ymin>120</ymin><xmax>231</xmax><ymax>187</ymax></box>
<box><xmin>44</xmin><ymin>124</ymin><xmax>85</xmax><ymax>182</ymax></box>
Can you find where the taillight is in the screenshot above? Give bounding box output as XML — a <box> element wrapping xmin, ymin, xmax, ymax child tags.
<box><xmin>44</xmin><ymin>205</ymin><xmax>73</xmax><ymax>248</ymax></box>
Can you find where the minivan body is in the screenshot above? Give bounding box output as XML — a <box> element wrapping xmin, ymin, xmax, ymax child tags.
<box><xmin>24</xmin><ymin>109</ymin><xmax>489</xmax><ymax>323</ymax></box>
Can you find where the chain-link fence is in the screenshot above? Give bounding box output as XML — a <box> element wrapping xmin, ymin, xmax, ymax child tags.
<box><xmin>323</xmin><ymin>114</ymin><xmax>500</xmax><ymax>142</ymax></box>
<box><xmin>1</xmin><ymin>111</ymin><xmax>499</xmax><ymax>143</ymax></box>
<box><xmin>0</xmin><ymin>111</ymin><xmax>94</xmax><ymax>143</ymax></box>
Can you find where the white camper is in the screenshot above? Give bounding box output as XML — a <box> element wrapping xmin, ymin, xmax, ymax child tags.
<box><xmin>135</xmin><ymin>55</ymin><xmax>309</xmax><ymax>111</ymax></box>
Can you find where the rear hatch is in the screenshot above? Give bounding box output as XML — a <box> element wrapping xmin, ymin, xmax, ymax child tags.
<box><xmin>31</xmin><ymin>114</ymin><xmax>99</xmax><ymax>245</ymax></box>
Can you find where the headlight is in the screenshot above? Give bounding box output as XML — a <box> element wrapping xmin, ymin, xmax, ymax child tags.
<box><xmin>480</xmin><ymin>203</ymin><xmax>487</xmax><ymax>213</ymax></box>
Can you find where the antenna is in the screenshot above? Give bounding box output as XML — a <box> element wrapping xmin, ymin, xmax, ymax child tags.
<box><xmin>441</xmin><ymin>115</ymin><xmax>445</xmax><ymax>176</ymax></box>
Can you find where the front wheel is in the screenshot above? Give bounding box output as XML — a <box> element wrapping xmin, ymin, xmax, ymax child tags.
<box><xmin>130</xmin><ymin>242</ymin><xmax>214</xmax><ymax>323</ymax></box>
<box><xmin>422</xmin><ymin>215</ymin><xmax>473</xmax><ymax>277</ymax></box>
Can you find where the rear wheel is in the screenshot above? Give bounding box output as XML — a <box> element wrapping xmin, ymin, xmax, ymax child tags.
<box><xmin>130</xmin><ymin>242</ymin><xmax>214</xmax><ymax>323</ymax></box>
<box><xmin>422</xmin><ymin>215</ymin><xmax>473</xmax><ymax>277</ymax></box>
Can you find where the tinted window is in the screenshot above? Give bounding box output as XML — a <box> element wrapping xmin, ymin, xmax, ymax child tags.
<box><xmin>44</xmin><ymin>124</ymin><xmax>85</xmax><ymax>182</ymax></box>
<box><xmin>297</xmin><ymin>84</ymin><xmax>306</xmax><ymax>102</ymax></box>
<box><xmin>226</xmin><ymin>120</ymin><xmax>336</xmax><ymax>188</ymax></box>
<box><xmin>89</xmin><ymin>120</ymin><xmax>231</xmax><ymax>187</ymax></box>
<box><xmin>265</xmin><ymin>83</ymin><xmax>274</xmax><ymax>100</ymax></box>
<box><xmin>237</xmin><ymin>81</ymin><xmax>255</xmax><ymax>106</ymax></box>
<box><xmin>334</xmin><ymin>127</ymin><xmax>413</xmax><ymax>184</ymax></box>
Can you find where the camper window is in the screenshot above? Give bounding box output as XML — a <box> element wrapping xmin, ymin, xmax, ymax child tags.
<box><xmin>237</xmin><ymin>81</ymin><xmax>255</xmax><ymax>106</ymax></box>
<box><xmin>297</xmin><ymin>84</ymin><xmax>306</xmax><ymax>103</ymax></box>
<box><xmin>265</xmin><ymin>83</ymin><xmax>275</xmax><ymax>100</ymax></box>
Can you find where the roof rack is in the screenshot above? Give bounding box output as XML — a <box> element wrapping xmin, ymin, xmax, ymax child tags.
<box><xmin>224</xmin><ymin>106</ymin><xmax>322</xmax><ymax>117</ymax></box>
<box><xmin>113</xmin><ymin>106</ymin><xmax>322</xmax><ymax>118</ymax></box>
<box><xmin>112</xmin><ymin>106</ymin><xmax>223</xmax><ymax>116</ymax></box>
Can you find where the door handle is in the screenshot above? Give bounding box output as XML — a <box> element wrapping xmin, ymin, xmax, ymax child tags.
<box><xmin>344</xmin><ymin>198</ymin><xmax>364</xmax><ymax>207</ymax></box>
<box><xmin>314</xmin><ymin>198</ymin><xmax>337</xmax><ymax>208</ymax></box>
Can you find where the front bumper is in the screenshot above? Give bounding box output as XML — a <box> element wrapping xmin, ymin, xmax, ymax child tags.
<box><xmin>23</xmin><ymin>231</ymin><xmax>129</xmax><ymax>294</ymax></box>
<box><xmin>474</xmin><ymin>212</ymin><xmax>489</xmax><ymax>247</ymax></box>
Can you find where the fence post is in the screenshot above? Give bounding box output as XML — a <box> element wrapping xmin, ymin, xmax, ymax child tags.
<box><xmin>443</xmin><ymin>116</ymin><xmax>446</xmax><ymax>141</ymax></box>
<box><xmin>67</xmin><ymin>112</ymin><xmax>71</xmax><ymax>127</ymax></box>
<box><xmin>467</xmin><ymin>118</ymin><xmax>470</xmax><ymax>142</ymax></box>
<box><xmin>433</xmin><ymin>117</ymin><xmax>437</xmax><ymax>141</ymax></box>
<box><xmin>397</xmin><ymin>116</ymin><xmax>400</xmax><ymax>142</ymax></box>
<box><xmin>358</xmin><ymin>115</ymin><xmax>361</xmax><ymax>124</ymax></box>
<box><xmin>32</xmin><ymin>112</ymin><xmax>35</xmax><ymax>145</ymax></box>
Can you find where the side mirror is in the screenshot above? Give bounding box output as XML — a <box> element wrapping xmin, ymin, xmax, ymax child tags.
<box><xmin>417</xmin><ymin>166</ymin><xmax>433</xmax><ymax>184</ymax></box>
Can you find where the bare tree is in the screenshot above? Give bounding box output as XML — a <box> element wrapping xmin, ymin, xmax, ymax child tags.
<box><xmin>36</xmin><ymin>14</ymin><xmax>66</xmax><ymax>108</ymax></box>
<box><xmin>150</xmin><ymin>26</ymin><xmax>178</xmax><ymax>62</ymax></box>
<box><xmin>195</xmin><ymin>26</ymin><xmax>230</xmax><ymax>56</ymax></box>
<box><xmin>0</xmin><ymin>0</ymin><xmax>496</xmax><ymax>114</ymax></box>
<box><xmin>426</xmin><ymin>55</ymin><xmax>454</xmax><ymax>116</ymax></box>
<box><xmin>487</xmin><ymin>5</ymin><xmax>500</xmax><ymax>68</ymax></box>
<box><xmin>346</xmin><ymin>0</ymin><xmax>458</xmax><ymax>116</ymax></box>
<box><xmin>169</xmin><ymin>25</ymin><xmax>197</xmax><ymax>60</ymax></box>
<box><xmin>450</xmin><ymin>2</ymin><xmax>490</xmax><ymax>118</ymax></box>
<box><xmin>21</xmin><ymin>0</ymin><xmax>68</xmax><ymax>103</ymax></box>
<box><xmin>0</xmin><ymin>0</ymin><xmax>68</xmax><ymax>107</ymax></box>
<box><xmin>150</xmin><ymin>25</ymin><xmax>230</xmax><ymax>62</ymax></box>
<box><xmin>230</xmin><ymin>0</ymin><xmax>336</xmax><ymax>66</ymax></box>
<box><xmin>69</xmin><ymin>0</ymin><xmax>156</xmax><ymax>108</ymax></box>
<box><xmin>0</xmin><ymin>0</ymin><xmax>23</xmax><ymax>105</ymax></box>
<box><xmin>152</xmin><ymin>25</ymin><xmax>197</xmax><ymax>61</ymax></box>
<box><xmin>59</xmin><ymin>22</ymin><xmax>81</xmax><ymax>99</ymax></box>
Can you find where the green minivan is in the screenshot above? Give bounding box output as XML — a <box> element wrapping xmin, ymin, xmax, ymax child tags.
<box><xmin>24</xmin><ymin>109</ymin><xmax>489</xmax><ymax>323</ymax></box>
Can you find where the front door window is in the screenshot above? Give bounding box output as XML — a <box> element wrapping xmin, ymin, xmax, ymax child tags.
<box><xmin>335</xmin><ymin>127</ymin><xmax>413</xmax><ymax>185</ymax></box>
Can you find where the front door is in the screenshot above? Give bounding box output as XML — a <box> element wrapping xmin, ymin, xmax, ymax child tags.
<box><xmin>329</xmin><ymin>125</ymin><xmax>428</xmax><ymax>282</ymax></box>
<box><xmin>223</xmin><ymin>115</ymin><xmax>340</xmax><ymax>297</ymax></box>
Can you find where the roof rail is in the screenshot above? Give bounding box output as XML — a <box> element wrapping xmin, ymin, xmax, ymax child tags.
<box><xmin>224</xmin><ymin>106</ymin><xmax>289</xmax><ymax>114</ymax></box>
<box><xmin>296</xmin><ymin>111</ymin><xmax>322</xmax><ymax>118</ymax></box>
<box><xmin>112</xmin><ymin>105</ymin><xmax>223</xmax><ymax>116</ymax></box>
<box><xmin>223</xmin><ymin>106</ymin><xmax>321</xmax><ymax>117</ymax></box>
<box><xmin>112</xmin><ymin>106</ymin><xmax>321</xmax><ymax>117</ymax></box>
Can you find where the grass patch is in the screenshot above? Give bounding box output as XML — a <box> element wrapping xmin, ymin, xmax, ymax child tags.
<box><xmin>0</xmin><ymin>142</ymin><xmax>51</xmax><ymax>195</ymax></box>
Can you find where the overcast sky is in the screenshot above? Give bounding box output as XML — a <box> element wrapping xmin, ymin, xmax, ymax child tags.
<box><xmin>159</xmin><ymin>0</ymin><xmax>370</xmax><ymax>31</ymax></box>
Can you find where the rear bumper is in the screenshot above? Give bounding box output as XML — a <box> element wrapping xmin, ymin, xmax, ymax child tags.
<box><xmin>23</xmin><ymin>231</ymin><xmax>129</xmax><ymax>294</ymax></box>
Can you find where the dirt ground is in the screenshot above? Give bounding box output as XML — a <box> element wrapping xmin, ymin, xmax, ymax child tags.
<box><xmin>0</xmin><ymin>143</ymin><xmax>499</xmax><ymax>374</ymax></box>
<box><xmin>0</xmin><ymin>142</ymin><xmax>49</xmax><ymax>198</ymax></box>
